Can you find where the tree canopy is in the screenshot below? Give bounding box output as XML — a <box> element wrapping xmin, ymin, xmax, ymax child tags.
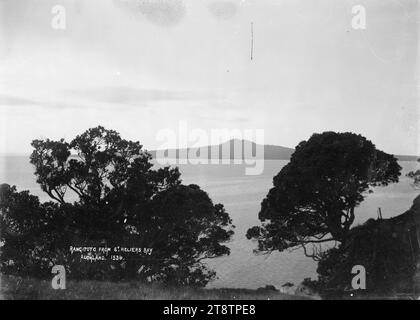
<box><xmin>247</xmin><ymin>132</ymin><xmax>401</xmax><ymax>260</ymax></box>
<box><xmin>30</xmin><ymin>126</ymin><xmax>180</xmax><ymax>205</ymax></box>
<box><xmin>1</xmin><ymin>126</ymin><xmax>234</xmax><ymax>286</ymax></box>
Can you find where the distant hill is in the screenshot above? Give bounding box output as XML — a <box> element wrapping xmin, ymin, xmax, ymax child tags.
<box><xmin>150</xmin><ymin>139</ymin><xmax>418</xmax><ymax>162</ymax></box>
<box><xmin>395</xmin><ymin>155</ymin><xmax>419</xmax><ymax>162</ymax></box>
<box><xmin>150</xmin><ymin>139</ymin><xmax>294</xmax><ymax>160</ymax></box>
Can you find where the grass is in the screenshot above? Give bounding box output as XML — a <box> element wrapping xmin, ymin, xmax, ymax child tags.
<box><xmin>0</xmin><ymin>274</ymin><xmax>311</xmax><ymax>300</ymax></box>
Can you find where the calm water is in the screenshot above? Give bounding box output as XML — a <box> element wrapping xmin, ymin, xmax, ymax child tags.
<box><xmin>1</xmin><ymin>156</ymin><xmax>419</xmax><ymax>289</ymax></box>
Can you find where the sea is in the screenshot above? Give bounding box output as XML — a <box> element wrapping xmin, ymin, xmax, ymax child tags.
<box><xmin>1</xmin><ymin>156</ymin><xmax>419</xmax><ymax>289</ymax></box>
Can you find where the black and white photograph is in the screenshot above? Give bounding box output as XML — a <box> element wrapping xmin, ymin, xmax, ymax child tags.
<box><xmin>0</xmin><ymin>0</ymin><xmax>419</xmax><ymax>304</ymax></box>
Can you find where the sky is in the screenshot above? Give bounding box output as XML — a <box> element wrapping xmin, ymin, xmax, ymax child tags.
<box><xmin>0</xmin><ymin>0</ymin><xmax>418</xmax><ymax>155</ymax></box>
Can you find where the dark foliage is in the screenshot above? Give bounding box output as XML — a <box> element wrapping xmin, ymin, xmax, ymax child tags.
<box><xmin>247</xmin><ymin>132</ymin><xmax>401</xmax><ymax>260</ymax></box>
<box><xmin>0</xmin><ymin>126</ymin><xmax>234</xmax><ymax>286</ymax></box>
<box><xmin>315</xmin><ymin>219</ymin><xmax>417</xmax><ymax>297</ymax></box>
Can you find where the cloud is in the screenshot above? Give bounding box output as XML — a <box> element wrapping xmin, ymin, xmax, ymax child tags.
<box><xmin>208</xmin><ymin>1</ymin><xmax>238</xmax><ymax>20</ymax></box>
<box><xmin>0</xmin><ymin>95</ymin><xmax>38</xmax><ymax>106</ymax></box>
<box><xmin>65</xmin><ymin>86</ymin><xmax>221</xmax><ymax>106</ymax></box>
<box><xmin>0</xmin><ymin>93</ymin><xmax>91</xmax><ymax>110</ymax></box>
<box><xmin>0</xmin><ymin>86</ymin><xmax>224</xmax><ymax>111</ymax></box>
<box><xmin>114</xmin><ymin>0</ymin><xmax>186</xmax><ymax>27</ymax></box>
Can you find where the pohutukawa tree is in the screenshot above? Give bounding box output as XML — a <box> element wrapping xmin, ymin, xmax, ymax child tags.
<box><xmin>246</xmin><ymin>132</ymin><xmax>401</xmax><ymax>260</ymax></box>
<box><xmin>0</xmin><ymin>126</ymin><xmax>234</xmax><ymax>286</ymax></box>
<box><xmin>30</xmin><ymin>126</ymin><xmax>180</xmax><ymax>206</ymax></box>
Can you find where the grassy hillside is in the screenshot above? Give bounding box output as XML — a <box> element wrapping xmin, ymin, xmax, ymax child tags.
<box><xmin>0</xmin><ymin>274</ymin><xmax>311</xmax><ymax>300</ymax></box>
